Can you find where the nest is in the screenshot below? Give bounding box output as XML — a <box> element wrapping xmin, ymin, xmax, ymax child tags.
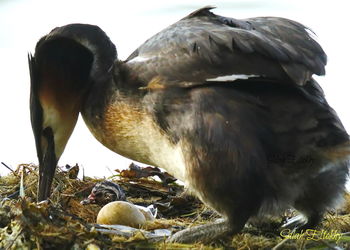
<box><xmin>1</xmin><ymin>162</ymin><xmax>350</xmax><ymax>249</ymax></box>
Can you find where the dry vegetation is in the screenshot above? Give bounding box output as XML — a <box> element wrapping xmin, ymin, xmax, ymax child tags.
<box><xmin>1</xmin><ymin>163</ymin><xmax>350</xmax><ymax>249</ymax></box>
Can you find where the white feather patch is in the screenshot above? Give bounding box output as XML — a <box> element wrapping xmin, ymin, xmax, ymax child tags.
<box><xmin>206</xmin><ymin>74</ymin><xmax>259</xmax><ymax>82</ymax></box>
<box><xmin>128</xmin><ymin>56</ymin><xmax>153</xmax><ymax>63</ymax></box>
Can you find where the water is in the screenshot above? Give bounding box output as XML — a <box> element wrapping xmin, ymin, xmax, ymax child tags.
<box><xmin>0</xmin><ymin>0</ymin><xmax>349</xmax><ymax>177</ymax></box>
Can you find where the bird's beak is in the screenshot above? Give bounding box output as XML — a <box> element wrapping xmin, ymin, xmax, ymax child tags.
<box><xmin>37</xmin><ymin>126</ymin><xmax>57</xmax><ymax>202</ymax></box>
<box><xmin>28</xmin><ymin>36</ymin><xmax>93</xmax><ymax>201</ymax></box>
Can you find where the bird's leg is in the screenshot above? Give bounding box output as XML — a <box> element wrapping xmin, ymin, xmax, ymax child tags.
<box><xmin>167</xmin><ymin>218</ymin><xmax>232</xmax><ymax>244</ymax></box>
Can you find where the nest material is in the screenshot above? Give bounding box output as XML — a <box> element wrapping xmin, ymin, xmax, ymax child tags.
<box><xmin>1</xmin><ymin>163</ymin><xmax>350</xmax><ymax>249</ymax></box>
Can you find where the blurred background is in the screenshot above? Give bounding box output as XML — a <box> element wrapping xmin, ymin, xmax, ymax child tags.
<box><xmin>0</xmin><ymin>0</ymin><xmax>349</xmax><ymax>177</ymax></box>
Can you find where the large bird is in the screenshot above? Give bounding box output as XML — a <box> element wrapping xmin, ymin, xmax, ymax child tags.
<box><xmin>29</xmin><ymin>7</ymin><xmax>349</xmax><ymax>242</ymax></box>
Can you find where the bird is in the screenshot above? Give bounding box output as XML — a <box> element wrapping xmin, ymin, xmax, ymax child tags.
<box><xmin>29</xmin><ymin>6</ymin><xmax>350</xmax><ymax>243</ymax></box>
<box><xmin>80</xmin><ymin>181</ymin><xmax>126</xmax><ymax>205</ymax></box>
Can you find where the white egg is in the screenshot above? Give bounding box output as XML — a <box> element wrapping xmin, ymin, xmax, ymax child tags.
<box><xmin>96</xmin><ymin>201</ymin><xmax>146</xmax><ymax>228</ymax></box>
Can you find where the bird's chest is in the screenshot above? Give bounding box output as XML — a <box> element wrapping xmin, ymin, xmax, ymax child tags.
<box><xmin>82</xmin><ymin>101</ymin><xmax>187</xmax><ymax>181</ymax></box>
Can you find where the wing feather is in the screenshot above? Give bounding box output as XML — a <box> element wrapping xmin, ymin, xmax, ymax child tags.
<box><xmin>126</xmin><ymin>7</ymin><xmax>326</xmax><ymax>86</ymax></box>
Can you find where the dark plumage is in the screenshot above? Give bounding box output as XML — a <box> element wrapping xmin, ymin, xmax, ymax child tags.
<box><xmin>29</xmin><ymin>7</ymin><xmax>349</xmax><ymax>242</ymax></box>
<box><xmin>126</xmin><ymin>7</ymin><xmax>326</xmax><ymax>86</ymax></box>
<box><xmin>81</xmin><ymin>181</ymin><xmax>126</xmax><ymax>205</ymax></box>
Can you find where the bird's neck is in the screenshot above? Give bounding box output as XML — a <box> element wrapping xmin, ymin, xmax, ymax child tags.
<box><xmin>81</xmin><ymin>64</ymin><xmax>150</xmax><ymax>158</ymax></box>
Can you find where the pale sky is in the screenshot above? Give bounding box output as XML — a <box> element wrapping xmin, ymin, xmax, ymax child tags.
<box><xmin>0</xmin><ymin>0</ymin><xmax>349</xmax><ymax>178</ymax></box>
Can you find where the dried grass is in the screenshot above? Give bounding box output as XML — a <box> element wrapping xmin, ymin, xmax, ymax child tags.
<box><xmin>1</xmin><ymin>163</ymin><xmax>350</xmax><ymax>249</ymax></box>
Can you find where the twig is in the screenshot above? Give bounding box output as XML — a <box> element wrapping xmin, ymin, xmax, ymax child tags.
<box><xmin>1</xmin><ymin>162</ymin><xmax>17</xmax><ymax>176</ymax></box>
<box><xmin>272</xmin><ymin>238</ymin><xmax>290</xmax><ymax>250</ymax></box>
<box><xmin>6</xmin><ymin>180</ymin><xmax>37</xmax><ymax>199</ymax></box>
<box><xmin>19</xmin><ymin>166</ymin><xmax>25</xmax><ymax>198</ymax></box>
<box><xmin>319</xmin><ymin>239</ymin><xmax>340</xmax><ymax>250</ymax></box>
<box><xmin>21</xmin><ymin>164</ymin><xmax>38</xmax><ymax>176</ymax></box>
<box><xmin>5</xmin><ymin>228</ymin><xmax>23</xmax><ymax>250</ymax></box>
<box><xmin>35</xmin><ymin>236</ymin><xmax>42</xmax><ymax>250</ymax></box>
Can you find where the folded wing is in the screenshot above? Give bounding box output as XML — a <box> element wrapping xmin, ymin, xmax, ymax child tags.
<box><xmin>126</xmin><ymin>7</ymin><xmax>326</xmax><ymax>87</ymax></box>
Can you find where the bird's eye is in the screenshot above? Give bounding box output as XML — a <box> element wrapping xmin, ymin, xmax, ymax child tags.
<box><xmin>95</xmin><ymin>192</ymin><xmax>103</xmax><ymax>197</ymax></box>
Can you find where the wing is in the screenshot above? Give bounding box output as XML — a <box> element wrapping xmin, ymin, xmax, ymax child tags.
<box><xmin>125</xmin><ymin>6</ymin><xmax>326</xmax><ymax>87</ymax></box>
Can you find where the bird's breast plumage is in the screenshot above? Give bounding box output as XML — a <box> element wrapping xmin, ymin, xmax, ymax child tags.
<box><xmin>82</xmin><ymin>97</ymin><xmax>188</xmax><ymax>182</ymax></box>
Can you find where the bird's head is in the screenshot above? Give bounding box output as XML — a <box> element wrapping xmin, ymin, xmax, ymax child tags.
<box><xmin>81</xmin><ymin>181</ymin><xmax>126</xmax><ymax>205</ymax></box>
<box><xmin>29</xmin><ymin>24</ymin><xmax>116</xmax><ymax>201</ymax></box>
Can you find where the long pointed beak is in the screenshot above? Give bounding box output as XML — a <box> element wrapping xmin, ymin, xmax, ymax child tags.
<box><xmin>37</xmin><ymin>127</ymin><xmax>57</xmax><ymax>201</ymax></box>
